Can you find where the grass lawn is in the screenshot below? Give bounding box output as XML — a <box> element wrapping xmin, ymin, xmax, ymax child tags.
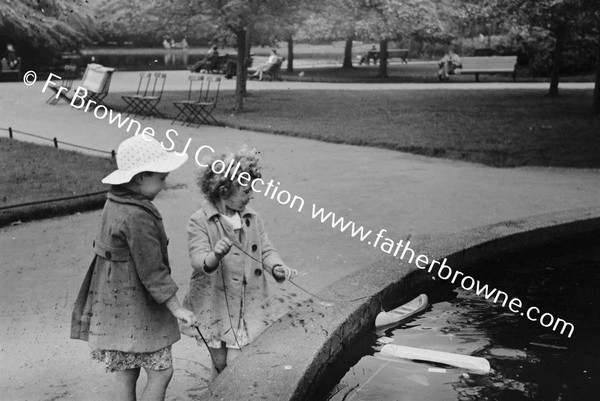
<box><xmin>105</xmin><ymin>88</ymin><xmax>600</xmax><ymax>168</ymax></box>
<box><xmin>0</xmin><ymin>138</ymin><xmax>115</xmax><ymax>225</ymax></box>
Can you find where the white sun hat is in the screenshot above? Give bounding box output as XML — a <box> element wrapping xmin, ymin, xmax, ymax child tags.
<box><xmin>102</xmin><ymin>134</ymin><xmax>189</xmax><ymax>185</ymax></box>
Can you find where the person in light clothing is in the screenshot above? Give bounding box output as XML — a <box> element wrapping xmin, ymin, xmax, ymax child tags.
<box><xmin>183</xmin><ymin>146</ymin><xmax>297</xmax><ymax>379</ymax></box>
<box><xmin>438</xmin><ymin>49</ymin><xmax>462</xmax><ymax>81</ymax></box>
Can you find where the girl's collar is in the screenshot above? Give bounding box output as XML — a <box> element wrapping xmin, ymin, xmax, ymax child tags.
<box><xmin>202</xmin><ymin>199</ymin><xmax>256</xmax><ymax>220</ymax></box>
<box><xmin>108</xmin><ymin>185</ymin><xmax>162</xmax><ymax>220</ymax></box>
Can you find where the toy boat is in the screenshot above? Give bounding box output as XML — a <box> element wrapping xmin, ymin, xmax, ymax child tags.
<box><xmin>375</xmin><ymin>294</ymin><xmax>429</xmax><ymax>330</ymax></box>
<box><xmin>380</xmin><ymin>344</ymin><xmax>491</xmax><ymax>374</ymax></box>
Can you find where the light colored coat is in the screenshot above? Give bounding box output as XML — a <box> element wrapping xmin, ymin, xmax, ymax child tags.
<box><xmin>71</xmin><ymin>187</ymin><xmax>181</xmax><ymax>353</ymax></box>
<box><xmin>183</xmin><ymin>200</ymin><xmax>284</xmax><ymax>348</ymax></box>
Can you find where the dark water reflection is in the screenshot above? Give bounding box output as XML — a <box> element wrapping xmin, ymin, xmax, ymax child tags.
<box><xmin>80</xmin><ymin>52</ymin><xmax>204</xmax><ymax>71</ymax></box>
<box><xmin>317</xmin><ymin>236</ymin><xmax>600</xmax><ymax>401</ymax></box>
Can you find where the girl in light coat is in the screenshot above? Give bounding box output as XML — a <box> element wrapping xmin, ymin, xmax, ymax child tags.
<box><xmin>183</xmin><ymin>147</ymin><xmax>296</xmax><ymax>379</ymax></box>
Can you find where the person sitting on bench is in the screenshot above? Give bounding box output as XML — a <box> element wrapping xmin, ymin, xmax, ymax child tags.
<box><xmin>3</xmin><ymin>43</ymin><xmax>20</xmax><ymax>70</ymax></box>
<box><xmin>359</xmin><ymin>45</ymin><xmax>378</xmax><ymax>65</ymax></box>
<box><xmin>438</xmin><ymin>49</ymin><xmax>462</xmax><ymax>81</ymax></box>
<box><xmin>249</xmin><ymin>49</ymin><xmax>279</xmax><ymax>80</ymax></box>
<box><xmin>188</xmin><ymin>45</ymin><xmax>219</xmax><ymax>72</ymax></box>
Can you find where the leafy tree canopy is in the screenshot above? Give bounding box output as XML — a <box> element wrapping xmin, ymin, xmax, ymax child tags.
<box><xmin>0</xmin><ymin>0</ymin><xmax>98</xmax><ymax>50</ymax></box>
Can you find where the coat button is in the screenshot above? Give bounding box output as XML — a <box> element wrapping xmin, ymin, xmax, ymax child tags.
<box><xmin>105</xmin><ymin>251</ymin><xmax>112</xmax><ymax>260</ymax></box>
<box><xmin>254</xmin><ymin>268</ymin><xmax>262</xmax><ymax>276</ymax></box>
<box><xmin>252</xmin><ymin>244</ymin><xmax>257</xmax><ymax>252</ymax></box>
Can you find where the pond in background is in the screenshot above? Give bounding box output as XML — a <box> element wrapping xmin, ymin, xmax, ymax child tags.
<box><xmin>315</xmin><ymin>236</ymin><xmax>600</xmax><ymax>401</ymax></box>
<box><xmin>72</xmin><ymin>47</ymin><xmax>341</xmax><ymax>71</ymax></box>
<box><xmin>80</xmin><ymin>51</ymin><xmax>204</xmax><ymax>71</ymax></box>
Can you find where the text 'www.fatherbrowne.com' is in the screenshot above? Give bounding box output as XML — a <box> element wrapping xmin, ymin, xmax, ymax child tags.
<box><xmin>308</xmin><ymin>204</ymin><xmax>575</xmax><ymax>339</ymax></box>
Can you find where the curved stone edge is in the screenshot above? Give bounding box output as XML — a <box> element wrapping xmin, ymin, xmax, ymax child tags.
<box><xmin>200</xmin><ymin>206</ymin><xmax>600</xmax><ymax>401</ymax></box>
<box><xmin>0</xmin><ymin>193</ymin><xmax>107</xmax><ymax>228</ymax></box>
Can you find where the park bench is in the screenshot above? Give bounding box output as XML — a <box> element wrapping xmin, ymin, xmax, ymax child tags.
<box><xmin>0</xmin><ymin>57</ymin><xmax>22</xmax><ymax>82</ymax></box>
<box><xmin>190</xmin><ymin>54</ymin><xmax>255</xmax><ymax>79</ymax></box>
<box><xmin>264</xmin><ymin>57</ymin><xmax>285</xmax><ymax>81</ymax></box>
<box><xmin>457</xmin><ymin>55</ymin><xmax>517</xmax><ymax>82</ymax></box>
<box><xmin>359</xmin><ymin>49</ymin><xmax>409</xmax><ymax>65</ymax></box>
<box><xmin>388</xmin><ymin>49</ymin><xmax>409</xmax><ymax>63</ymax></box>
<box><xmin>248</xmin><ymin>57</ymin><xmax>285</xmax><ymax>81</ymax></box>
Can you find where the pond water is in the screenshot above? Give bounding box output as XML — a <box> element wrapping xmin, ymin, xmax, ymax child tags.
<box><xmin>79</xmin><ymin>51</ymin><xmax>205</xmax><ymax>71</ymax></box>
<box><xmin>315</xmin><ymin>236</ymin><xmax>600</xmax><ymax>401</ymax></box>
<box><xmin>74</xmin><ymin>48</ymin><xmax>340</xmax><ymax>71</ymax></box>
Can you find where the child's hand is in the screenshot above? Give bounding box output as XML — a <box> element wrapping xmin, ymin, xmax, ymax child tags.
<box><xmin>273</xmin><ymin>265</ymin><xmax>298</xmax><ymax>282</ymax></box>
<box><xmin>214</xmin><ymin>237</ymin><xmax>233</xmax><ymax>259</ymax></box>
<box><xmin>173</xmin><ymin>307</ymin><xmax>197</xmax><ymax>327</ymax></box>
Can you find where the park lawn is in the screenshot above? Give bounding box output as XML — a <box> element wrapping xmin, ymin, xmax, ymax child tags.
<box><xmin>106</xmin><ymin>88</ymin><xmax>600</xmax><ymax>168</ymax></box>
<box><xmin>0</xmin><ymin>137</ymin><xmax>115</xmax><ymax>210</ymax></box>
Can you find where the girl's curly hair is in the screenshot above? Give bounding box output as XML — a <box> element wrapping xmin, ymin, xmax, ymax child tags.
<box><xmin>196</xmin><ymin>146</ymin><xmax>262</xmax><ymax>203</ymax></box>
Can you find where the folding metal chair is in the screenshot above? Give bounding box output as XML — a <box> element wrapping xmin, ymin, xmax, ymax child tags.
<box><xmin>121</xmin><ymin>72</ymin><xmax>152</xmax><ymax>117</ymax></box>
<box><xmin>135</xmin><ymin>73</ymin><xmax>167</xmax><ymax>119</ymax></box>
<box><xmin>191</xmin><ymin>75</ymin><xmax>222</xmax><ymax>126</ymax></box>
<box><xmin>171</xmin><ymin>74</ymin><xmax>205</xmax><ymax>126</ymax></box>
<box><xmin>46</xmin><ymin>64</ymin><xmax>77</xmax><ymax>105</ymax></box>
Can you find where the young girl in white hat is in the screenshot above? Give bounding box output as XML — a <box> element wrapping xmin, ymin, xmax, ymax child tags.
<box><xmin>71</xmin><ymin>134</ymin><xmax>196</xmax><ymax>401</ymax></box>
<box><xmin>183</xmin><ymin>146</ymin><xmax>297</xmax><ymax>379</ymax></box>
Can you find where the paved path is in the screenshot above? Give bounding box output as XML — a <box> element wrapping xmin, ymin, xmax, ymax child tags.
<box><xmin>1</xmin><ymin>77</ymin><xmax>599</xmax><ymax>401</ymax></box>
<box><xmin>16</xmin><ymin>64</ymin><xmax>595</xmax><ymax>94</ymax></box>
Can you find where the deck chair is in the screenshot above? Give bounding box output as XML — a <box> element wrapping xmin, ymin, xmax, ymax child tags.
<box><xmin>189</xmin><ymin>75</ymin><xmax>222</xmax><ymax>126</ymax></box>
<box><xmin>46</xmin><ymin>64</ymin><xmax>77</xmax><ymax>105</ymax></box>
<box><xmin>76</xmin><ymin>63</ymin><xmax>115</xmax><ymax>106</ymax></box>
<box><xmin>171</xmin><ymin>74</ymin><xmax>205</xmax><ymax>126</ymax></box>
<box><xmin>134</xmin><ymin>73</ymin><xmax>167</xmax><ymax>118</ymax></box>
<box><xmin>122</xmin><ymin>72</ymin><xmax>152</xmax><ymax>116</ymax></box>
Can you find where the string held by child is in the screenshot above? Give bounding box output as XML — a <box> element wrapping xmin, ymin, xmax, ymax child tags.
<box><xmin>183</xmin><ymin>146</ymin><xmax>298</xmax><ymax>380</ymax></box>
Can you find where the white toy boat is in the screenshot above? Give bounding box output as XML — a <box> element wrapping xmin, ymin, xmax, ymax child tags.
<box><xmin>380</xmin><ymin>344</ymin><xmax>491</xmax><ymax>374</ymax></box>
<box><xmin>375</xmin><ymin>294</ymin><xmax>429</xmax><ymax>329</ymax></box>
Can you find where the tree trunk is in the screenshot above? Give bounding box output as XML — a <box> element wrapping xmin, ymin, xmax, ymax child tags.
<box><xmin>235</xmin><ymin>29</ymin><xmax>247</xmax><ymax>112</ymax></box>
<box><xmin>377</xmin><ymin>39</ymin><xmax>388</xmax><ymax>78</ymax></box>
<box><xmin>287</xmin><ymin>36</ymin><xmax>294</xmax><ymax>72</ymax></box>
<box><xmin>342</xmin><ymin>37</ymin><xmax>353</xmax><ymax>69</ymax></box>
<box><xmin>594</xmin><ymin>21</ymin><xmax>600</xmax><ymax>113</ymax></box>
<box><xmin>245</xmin><ymin>26</ymin><xmax>253</xmax><ymax>94</ymax></box>
<box><xmin>548</xmin><ymin>23</ymin><xmax>566</xmax><ymax>98</ymax></box>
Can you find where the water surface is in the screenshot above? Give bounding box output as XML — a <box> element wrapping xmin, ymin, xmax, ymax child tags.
<box><xmin>317</xmin><ymin>237</ymin><xmax>600</xmax><ymax>400</ymax></box>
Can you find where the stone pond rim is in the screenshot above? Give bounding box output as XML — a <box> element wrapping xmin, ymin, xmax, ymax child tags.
<box><xmin>199</xmin><ymin>206</ymin><xmax>600</xmax><ymax>401</ymax></box>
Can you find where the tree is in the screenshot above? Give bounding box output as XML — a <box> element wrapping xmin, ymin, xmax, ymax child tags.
<box><xmin>496</xmin><ymin>0</ymin><xmax>595</xmax><ymax>97</ymax></box>
<box><xmin>0</xmin><ymin>0</ymin><xmax>98</xmax><ymax>67</ymax></box>
<box><xmin>578</xmin><ymin>0</ymin><xmax>600</xmax><ymax>113</ymax></box>
<box><xmin>93</xmin><ymin>0</ymin><xmax>216</xmax><ymax>46</ymax></box>
<box><xmin>298</xmin><ymin>0</ymin><xmax>450</xmax><ymax>76</ymax></box>
<box><xmin>97</xmin><ymin>0</ymin><xmax>292</xmax><ymax>112</ymax></box>
<box><xmin>353</xmin><ymin>0</ymin><xmax>448</xmax><ymax>78</ymax></box>
<box><xmin>298</xmin><ymin>1</ymin><xmax>367</xmax><ymax>70</ymax></box>
<box><xmin>263</xmin><ymin>1</ymin><xmax>320</xmax><ymax>73</ymax></box>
